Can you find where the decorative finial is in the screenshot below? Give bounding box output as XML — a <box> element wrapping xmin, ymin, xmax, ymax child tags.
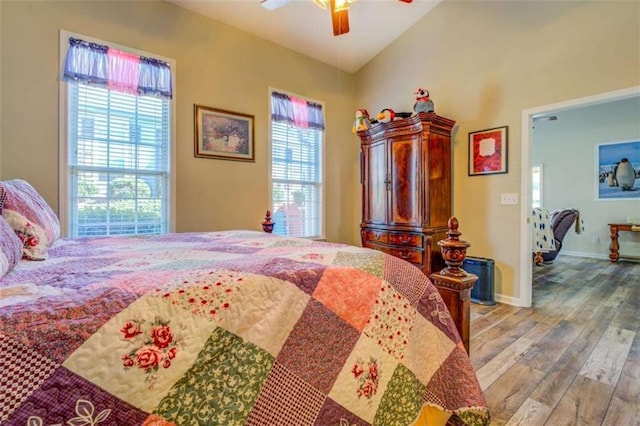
<box><xmin>437</xmin><ymin>216</ymin><xmax>470</xmax><ymax>277</ymax></box>
<box><xmin>447</xmin><ymin>217</ymin><xmax>460</xmax><ymax>240</ymax></box>
<box><xmin>261</xmin><ymin>210</ymin><xmax>275</xmax><ymax>233</ymax></box>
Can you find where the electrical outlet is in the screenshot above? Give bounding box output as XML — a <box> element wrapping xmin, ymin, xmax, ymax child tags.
<box><xmin>500</xmin><ymin>193</ymin><xmax>518</xmax><ymax>205</ymax></box>
<box><xmin>592</xmin><ymin>236</ymin><xmax>600</xmax><ymax>243</ymax></box>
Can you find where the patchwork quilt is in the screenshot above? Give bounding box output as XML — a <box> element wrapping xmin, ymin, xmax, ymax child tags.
<box><xmin>0</xmin><ymin>231</ymin><xmax>490</xmax><ymax>425</ymax></box>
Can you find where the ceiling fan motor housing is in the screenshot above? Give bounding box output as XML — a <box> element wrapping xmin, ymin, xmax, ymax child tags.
<box><xmin>260</xmin><ymin>0</ymin><xmax>412</xmax><ymax>36</ymax></box>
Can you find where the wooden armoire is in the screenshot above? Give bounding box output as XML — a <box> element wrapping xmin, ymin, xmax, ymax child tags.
<box><xmin>358</xmin><ymin>112</ymin><xmax>455</xmax><ymax>276</ymax></box>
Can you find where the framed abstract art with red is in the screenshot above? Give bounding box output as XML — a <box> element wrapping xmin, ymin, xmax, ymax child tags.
<box><xmin>468</xmin><ymin>126</ymin><xmax>508</xmax><ymax>176</ymax></box>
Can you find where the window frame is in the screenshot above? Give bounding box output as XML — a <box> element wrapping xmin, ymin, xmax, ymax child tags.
<box><xmin>268</xmin><ymin>87</ymin><xmax>326</xmax><ymax>240</ymax></box>
<box><xmin>58</xmin><ymin>30</ymin><xmax>176</xmax><ymax>237</ymax></box>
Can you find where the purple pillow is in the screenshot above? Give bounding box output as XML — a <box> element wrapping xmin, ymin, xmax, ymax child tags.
<box><xmin>0</xmin><ymin>215</ymin><xmax>23</xmax><ymax>276</ymax></box>
<box><xmin>0</xmin><ymin>179</ymin><xmax>60</xmax><ymax>247</ymax></box>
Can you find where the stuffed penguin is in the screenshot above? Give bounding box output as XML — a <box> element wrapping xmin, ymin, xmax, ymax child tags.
<box><xmin>377</xmin><ymin>108</ymin><xmax>396</xmax><ymax>123</ymax></box>
<box><xmin>352</xmin><ymin>109</ymin><xmax>372</xmax><ymax>133</ymax></box>
<box><xmin>413</xmin><ymin>88</ymin><xmax>434</xmax><ymax>113</ymax></box>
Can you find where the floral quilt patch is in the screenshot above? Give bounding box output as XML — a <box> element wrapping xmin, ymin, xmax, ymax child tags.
<box><xmin>120</xmin><ymin>317</ymin><xmax>182</xmax><ymax>389</ymax></box>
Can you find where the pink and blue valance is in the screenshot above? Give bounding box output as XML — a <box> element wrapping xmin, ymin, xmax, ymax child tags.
<box><xmin>63</xmin><ymin>37</ymin><xmax>172</xmax><ymax>99</ymax></box>
<box><xmin>271</xmin><ymin>91</ymin><xmax>324</xmax><ymax>130</ymax></box>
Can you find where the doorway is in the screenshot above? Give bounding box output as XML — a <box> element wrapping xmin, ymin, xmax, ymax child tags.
<box><xmin>518</xmin><ymin>86</ymin><xmax>640</xmax><ymax>308</ymax></box>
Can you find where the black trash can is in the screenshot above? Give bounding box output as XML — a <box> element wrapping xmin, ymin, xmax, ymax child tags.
<box><xmin>463</xmin><ymin>256</ymin><xmax>495</xmax><ymax>305</ymax></box>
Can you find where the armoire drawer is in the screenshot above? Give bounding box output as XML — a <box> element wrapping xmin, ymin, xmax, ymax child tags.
<box><xmin>388</xmin><ymin>232</ymin><xmax>423</xmax><ymax>247</ymax></box>
<box><xmin>363</xmin><ymin>229</ymin><xmax>388</xmax><ymax>244</ymax></box>
<box><xmin>387</xmin><ymin>247</ymin><xmax>423</xmax><ymax>264</ymax></box>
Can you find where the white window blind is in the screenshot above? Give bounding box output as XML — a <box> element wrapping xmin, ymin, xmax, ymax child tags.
<box><xmin>270</xmin><ymin>96</ymin><xmax>324</xmax><ymax>238</ymax></box>
<box><xmin>67</xmin><ymin>73</ymin><xmax>170</xmax><ymax>237</ymax></box>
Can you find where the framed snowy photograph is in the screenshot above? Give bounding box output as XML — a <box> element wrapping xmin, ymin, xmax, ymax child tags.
<box><xmin>597</xmin><ymin>140</ymin><xmax>640</xmax><ymax>200</ymax></box>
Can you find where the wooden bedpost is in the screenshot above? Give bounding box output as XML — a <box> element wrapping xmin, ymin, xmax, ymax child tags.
<box><xmin>429</xmin><ymin>217</ymin><xmax>478</xmax><ymax>354</ymax></box>
<box><xmin>262</xmin><ymin>210</ymin><xmax>275</xmax><ymax>233</ymax></box>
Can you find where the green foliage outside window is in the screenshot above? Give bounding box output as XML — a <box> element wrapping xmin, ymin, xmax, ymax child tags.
<box><xmin>77</xmin><ymin>177</ymin><xmax>161</xmax><ymax>235</ymax></box>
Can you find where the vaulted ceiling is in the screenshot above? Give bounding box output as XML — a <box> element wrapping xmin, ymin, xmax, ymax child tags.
<box><xmin>165</xmin><ymin>0</ymin><xmax>442</xmax><ymax>73</ymax></box>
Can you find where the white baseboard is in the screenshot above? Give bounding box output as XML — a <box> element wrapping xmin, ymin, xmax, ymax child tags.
<box><xmin>561</xmin><ymin>250</ymin><xmax>640</xmax><ymax>263</ymax></box>
<box><xmin>493</xmin><ymin>293</ymin><xmax>522</xmax><ymax>306</ymax></box>
<box><xmin>560</xmin><ymin>250</ymin><xmax>608</xmax><ymax>260</ymax></box>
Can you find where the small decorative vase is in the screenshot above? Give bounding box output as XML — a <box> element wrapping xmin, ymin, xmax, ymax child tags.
<box><xmin>261</xmin><ymin>210</ymin><xmax>275</xmax><ymax>233</ymax></box>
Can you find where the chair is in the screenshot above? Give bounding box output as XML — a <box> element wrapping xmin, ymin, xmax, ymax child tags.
<box><xmin>532</xmin><ymin>208</ymin><xmax>556</xmax><ymax>265</ymax></box>
<box><xmin>541</xmin><ymin>208</ymin><xmax>580</xmax><ymax>262</ymax></box>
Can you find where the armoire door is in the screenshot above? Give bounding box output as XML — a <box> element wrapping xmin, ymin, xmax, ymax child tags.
<box><xmin>362</xmin><ymin>139</ymin><xmax>388</xmax><ymax>225</ymax></box>
<box><xmin>388</xmin><ymin>135</ymin><xmax>422</xmax><ymax>227</ymax></box>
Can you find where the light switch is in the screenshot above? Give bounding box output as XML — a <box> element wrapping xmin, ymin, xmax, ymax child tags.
<box><xmin>500</xmin><ymin>193</ymin><xmax>518</xmax><ymax>205</ymax></box>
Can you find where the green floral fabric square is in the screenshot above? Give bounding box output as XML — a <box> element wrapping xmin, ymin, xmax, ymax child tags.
<box><xmin>374</xmin><ymin>364</ymin><xmax>425</xmax><ymax>426</ymax></box>
<box><xmin>154</xmin><ymin>327</ymin><xmax>274</xmax><ymax>425</ymax></box>
<box><xmin>333</xmin><ymin>250</ymin><xmax>384</xmax><ymax>278</ymax></box>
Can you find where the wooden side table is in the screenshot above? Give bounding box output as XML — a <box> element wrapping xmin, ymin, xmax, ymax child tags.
<box><xmin>608</xmin><ymin>223</ymin><xmax>640</xmax><ymax>262</ymax></box>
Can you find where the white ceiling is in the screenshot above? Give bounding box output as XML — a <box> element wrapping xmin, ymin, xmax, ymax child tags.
<box><xmin>165</xmin><ymin>0</ymin><xmax>442</xmax><ymax>73</ymax></box>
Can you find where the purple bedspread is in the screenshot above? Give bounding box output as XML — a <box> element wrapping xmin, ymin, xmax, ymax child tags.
<box><xmin>0</xmin><ymin>230</ymin><xmax>489</xmax><ymax>425</ymax></box>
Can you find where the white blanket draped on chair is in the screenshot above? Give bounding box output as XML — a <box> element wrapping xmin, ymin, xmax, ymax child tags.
<box><xmin>574</xmin><ymin>210</ymin><xmax>585</xmax><ymax>234</ymax></box>
<box><xmin>532</xmin><ymin>208</ymin><xmax>556</xmax><ymax>264</ymax></box>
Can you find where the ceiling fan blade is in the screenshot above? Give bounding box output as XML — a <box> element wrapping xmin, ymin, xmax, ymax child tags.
<box><xmin>330</xmin><ymin>0</ymin><xmax>350</xmax><ymax>36</ymax></box>
<box><xmin>260</xmin><ymin>0</ymin><xmax>291</xmax><ymax>11</ymax></box>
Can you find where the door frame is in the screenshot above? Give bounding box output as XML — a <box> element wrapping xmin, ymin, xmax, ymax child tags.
<box><xmin>518</xmin><ymin>85</ymin><xmax>640</xmax><ymax>308</ymax></box>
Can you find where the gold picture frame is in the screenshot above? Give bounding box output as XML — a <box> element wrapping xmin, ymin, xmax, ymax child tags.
<box><xmin>194</xmin><ymin>104</ymin><xmax>255</xmax><ymax>162</ymax></box>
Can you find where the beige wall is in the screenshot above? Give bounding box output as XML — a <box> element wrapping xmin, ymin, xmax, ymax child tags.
<box><xmin>355</xmin><ymin>0</ymin><xmax>640</xmax><ymax>302</ymax></box>
<box><xmin>0</xmin><ymin>0</ymin><xmax>359</xmax><ymax>244</ymax></box>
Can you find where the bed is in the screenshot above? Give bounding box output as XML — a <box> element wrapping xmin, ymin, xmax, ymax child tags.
<box><xmin>0</xmin><ymin>179</ymin><xmax>490</xmax><ymax>426</ymax></box>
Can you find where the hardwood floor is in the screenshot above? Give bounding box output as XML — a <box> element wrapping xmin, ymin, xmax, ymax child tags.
<box><xmin>469</xmin><ymin>255</ymin><xmax>640</xmax><ymax>425</ymax></box>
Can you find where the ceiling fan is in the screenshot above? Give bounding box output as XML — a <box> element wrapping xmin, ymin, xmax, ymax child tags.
<box><xmin>260</xmin><ymin>0</ymin><xmax>413</xmax><ymax>36</ymax></box>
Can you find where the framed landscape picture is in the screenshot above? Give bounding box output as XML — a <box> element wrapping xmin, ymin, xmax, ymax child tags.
<box><xmin>468</xmin><ymin>126</ymin><xmax>508</xmax><ymax>176</ymax></box>
<box><xmin>194</xmin><ymin>105</ymin><xmax>255</xmax><ymax>162</ymax></box>
<box><xmin>596</xmin><ymin>140</ymin><xmax>640</xmax><ymax>200</ymax></box>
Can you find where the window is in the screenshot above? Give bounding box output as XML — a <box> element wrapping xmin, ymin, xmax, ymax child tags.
<box><xmin>67</xmin><ymin>84</ymin><xmax>170</xmax><ymax>236</ymax></box>
<box><xmin>269</xmin><ymin>90</ymin><xmax>324</xmax><ymax>238</ymax></box>
<box><xmin>60</xmin><ymin>32</ymin><xmax>174</xmax><ymax>237</ymax></box>
<box><xmin>532</xmin><ymin>164</ymin><xmax>543</xmax><ymax>208</ymax></box>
